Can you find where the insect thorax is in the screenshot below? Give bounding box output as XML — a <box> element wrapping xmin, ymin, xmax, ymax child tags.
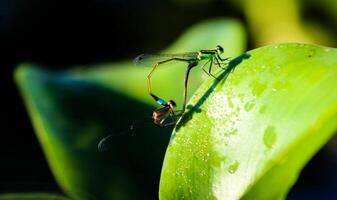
<box><xmin>197</xmin><ymin>51</ymin><xmax>214</xmax><ymax>60</ymax></box>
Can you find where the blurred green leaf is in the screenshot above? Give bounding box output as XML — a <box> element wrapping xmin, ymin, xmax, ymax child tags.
<box><xmin>15</xmin><ymin>18</ymin><xmax>246</xmax><ymax>200</ymax></box>
<box><xmin>0</xmin><ymin>193</ymin><xmax>71</xmax><ymax>200</ymax></box>
<box><xmin>243</xmin><ymin>0</ymin><xmax>336</xmax><ymax>47</ymax></box>
<box><xmin>160</xmin><ymin>43</ymin><xmax>337</xmax><ymax>199</ymax></box>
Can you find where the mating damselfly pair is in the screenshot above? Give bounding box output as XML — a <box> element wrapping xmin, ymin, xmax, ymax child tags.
<box><xmin>98</xmin><ymin>45</ymin><xmax>230</xmax><ymax>151</ymax></box>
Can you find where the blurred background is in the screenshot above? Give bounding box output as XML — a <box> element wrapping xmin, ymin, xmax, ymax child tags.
<box><xmin>1</xmin><ymin>0</ymin><xmax>337</xmax><ymax>199</ymax></box>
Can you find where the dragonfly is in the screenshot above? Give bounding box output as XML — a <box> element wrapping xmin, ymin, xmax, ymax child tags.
<box><xmin>134</xmin><ymin>45</ymin><xmax>230</xmax><ymax>115</ymax></box>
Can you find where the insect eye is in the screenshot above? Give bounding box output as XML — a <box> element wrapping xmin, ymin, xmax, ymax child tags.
<box><xmin>168</xmin><ymin>100</ymin><xmax>176</xmax><ymax>107</ymax></box>
<box><xmin>216</xmin><ymin>45</ymin><xmax>224</xmax><ymax>53</ymax></box>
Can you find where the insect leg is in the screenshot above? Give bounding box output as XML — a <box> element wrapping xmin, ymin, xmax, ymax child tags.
<box><xmin>206</xmin><ymin>59</ymin><xmax>217</xmax><ymax>79</ymax></box>
<box><xmin>214</xmin><ymin>56</ymin><xmax>227</xmax><ymax>71</ymax></box>
<box><xmin>147</xmin><ymin>58</ymin><xmax>190</xmax><ymax>103</ymax></box>
<box><xmin>217</xmin><ymin>54</ymin><xmax>231</xmax><ymax>62</ymax></box>
<box><xmin>201</xmin><ymin>59</ymin><xmax>212</xmax><ymax>77</ymax></box>
<box><xmin>182</xmin><ymin>62</ymin><xmax>197</xmax><ymax>114</ymax></box>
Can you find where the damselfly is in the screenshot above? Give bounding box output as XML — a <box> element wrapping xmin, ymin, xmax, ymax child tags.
<box><xmin>98</xmin><ymin>46</ymin><xmax>230</xmax><ymax>152</ymax></box>
<box><xmin>150</xmin><ymin>94</ymin><xmax>181</xmax><ymax>127</ymax></box>
<box><xmin>134</xmin><ymin>45</ymin><xmax>230</xmax><ymax>114</ymax></box>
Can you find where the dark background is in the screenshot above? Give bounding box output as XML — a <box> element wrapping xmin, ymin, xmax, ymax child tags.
<box><xmin>0</xmin><ymin>0</ymin><xmax>336</xmax><ymax>199</ymax></box>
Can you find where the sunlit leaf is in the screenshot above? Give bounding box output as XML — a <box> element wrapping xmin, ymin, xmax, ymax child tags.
<box><xmin>160</xmin><ymin>43</ymin><xmax>337</xmax><ymax>200</ymax></box>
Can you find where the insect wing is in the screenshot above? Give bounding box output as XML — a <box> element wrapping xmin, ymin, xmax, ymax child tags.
<box><xmin>97</xmin><ymin>117</ymin><xmax>152</xmax><ymax>152</ymax></box>
<box><xmin>133</xmin><ymin>52</ymin><xmax>198</xmax><ymax>67</ymax></box>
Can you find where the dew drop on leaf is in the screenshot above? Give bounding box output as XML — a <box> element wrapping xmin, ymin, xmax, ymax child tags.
<box><xmin>227</xmin><ymin>160</ymin><xmax>240</xmax><ymax>174</ymax></box>
<box><xmin>263</xmin><ymin>126</ymin><xmax>277</xmax><ymax>149</ymax></box>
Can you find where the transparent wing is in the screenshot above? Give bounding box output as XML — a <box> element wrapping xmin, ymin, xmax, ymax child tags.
<box><xmin>98</xmin><ymin>134</ymin><xmax>114</xmax><ymax>152</ymax></box>
<box><xmin>97</xmin><ymin>112</ymin><xmax>180</xmax><ymax>152</ymax></box>
<box><xmin>133</xmin><ymin>52</ymin><xmax>198</xmax><ymax>67</ymax></box>
<box><xmin>97</xmin><ymin>117</ymin><xmax>152</xmax><ymax>152</ymax></box>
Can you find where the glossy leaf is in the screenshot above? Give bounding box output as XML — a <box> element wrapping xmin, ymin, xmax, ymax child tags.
<box><xmin>160</xmin><ymin>43</ymin><xmax>337</xmax><ymax>200</ymax></box>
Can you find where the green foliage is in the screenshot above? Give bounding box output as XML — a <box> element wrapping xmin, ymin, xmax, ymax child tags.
<box><xmin>160</xmin><ymin>44</ymin><xmax>337</xmax><ymax>199</ymax></box>
<box><xmin>12</xmin><ymin>0</ymin><xmax>337</xmax><ymax>199</ymax></box>
<box><xmin>0</xmin><ymin>193</ymin><xmax>71</xmax><ymax>200</ymax></box>
<box><xmin>15</xmin><ymin>18</ymin><xmax>246</xmax><ymax>200</ymax></box>
<box><xmin>219</xmin><ymin>0</ymin><xmax>336</xmax><ymax>46</ymax></box>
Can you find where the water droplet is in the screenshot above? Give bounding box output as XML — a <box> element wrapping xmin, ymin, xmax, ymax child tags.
<box><xmin>200</xmin><ymin>171</ymin><xmax>205</xmax><ymax>177</ymax></box>
<box><xmin>272</xmin><ymin>81</ymin><xmax>287</xmax><ymax>91</ymax></box>
<box><xmin>259</xmin><ymin>105</ymin><xmax>267</xmax><ymax>114</ymax></box>
<box><xmin>307</xmin><ymin>49</ymin><xmax>315</xmax><ymax>58</ymax></box>
<box><xmin>228</xmin><ymin>160</ymin><xmax>239</xmax><ymax>174</ymax></box>
<box><xmin>210</xmin><ymin>152</ymin><xmax>227</xmax><ymax>167</ymax></box>
<box><xmin>224</xmin><ymin>128</ymin><xmax>238</xmax><ymax>136</ymax></box>
<box><xmin>227</xmin><ymin>96</ymin><xmax>234</xmax><ymax>108</ymax></box>
<box><xmin>251</xmin><ymin>81</ymin><xmax>267</xmax><ymax>97</ymax></box>
<box><xmin>244</xmin><ymin>101</ymin><xmax>255</xmax><ymax>112</ymax></box>
<box><xmin>263</xmin><ymin>126</ymin><xmax>277</xmax><ymax>149</ymax></box>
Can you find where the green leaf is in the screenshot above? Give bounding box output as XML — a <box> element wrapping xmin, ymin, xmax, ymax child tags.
<box><xmin>242</xmin><ymin>0</ymin><xmax>336</xmax><ymax>47</ymax></box>
<box><xmin>0</xmin><ymin>193</ymin><xmax>71</xmax><ymax>200</ymax></box>
<box><xmin>159</xmin><ymin>43</ymin><xmax>337</xmax><ymax>200</ymax></box>
<box><xmin>15</xmin><ymin>18</ymin><xmax>246</xmax><ymax>200</ymax></box>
